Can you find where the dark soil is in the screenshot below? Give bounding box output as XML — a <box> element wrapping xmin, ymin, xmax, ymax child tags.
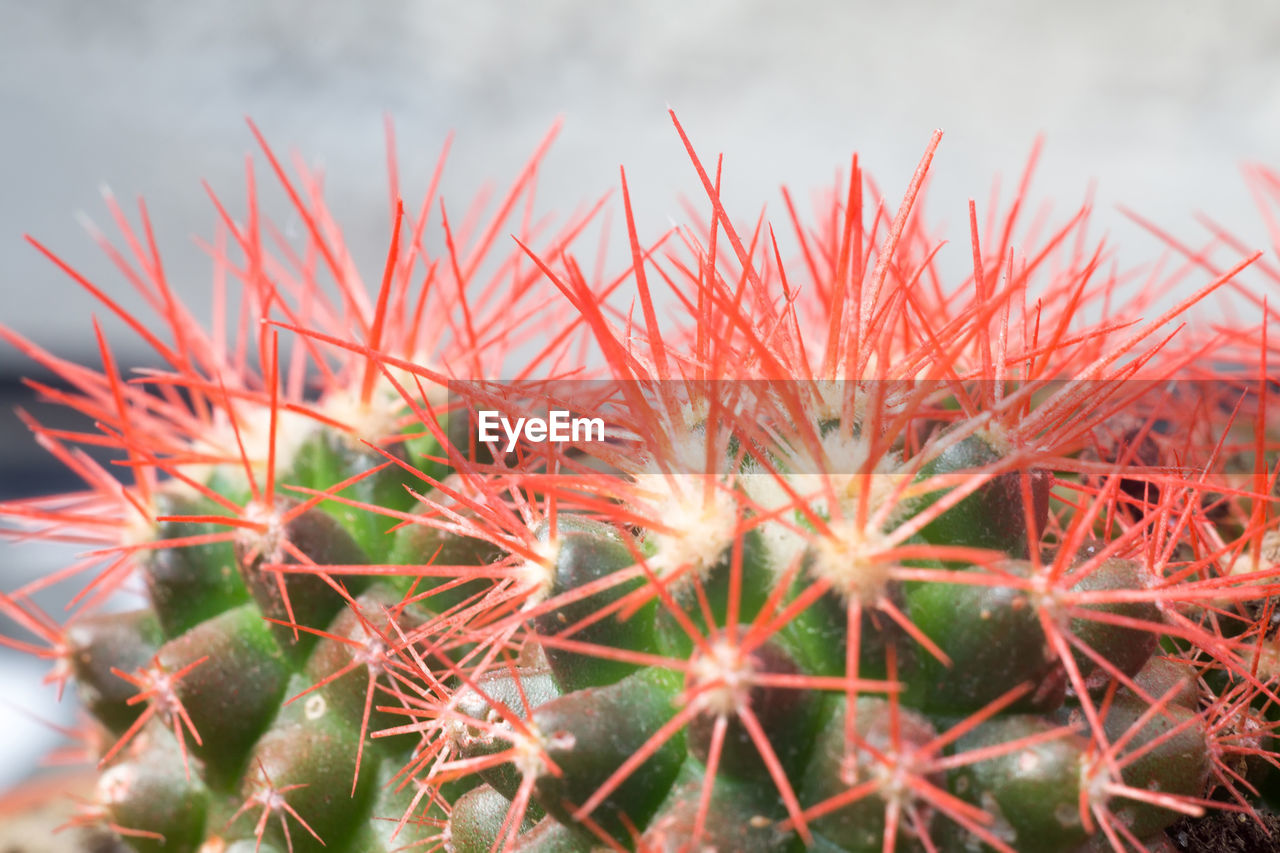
<box><xmin>1167</xmin><ymin>810</ymin><xmax>1280</xmax><ymax>853</ymax></box>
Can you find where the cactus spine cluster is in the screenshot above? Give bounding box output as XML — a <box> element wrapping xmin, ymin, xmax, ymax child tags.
<box><xmin>2</xmin><ymin>115</ymin><xmax>1279</xmax><ymax>853</ymax></box>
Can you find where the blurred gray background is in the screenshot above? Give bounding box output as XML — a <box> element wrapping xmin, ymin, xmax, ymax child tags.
<box><xmin>3</xmin><ymin>0</ymin><xmax>1279</xmax><ymax>795</ymax></box>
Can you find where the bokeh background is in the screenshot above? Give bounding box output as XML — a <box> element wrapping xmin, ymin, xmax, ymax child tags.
<box><xmin>3</xmin><ymin>0</ymin><xmax>1279</xmax><ymax>797</ymax></box>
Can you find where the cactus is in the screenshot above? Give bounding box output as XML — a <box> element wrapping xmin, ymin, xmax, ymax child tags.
<box><xmin>2</xmin><ymin>114</ymin><xmax>1279</xmax><ymax>853</ymax></box>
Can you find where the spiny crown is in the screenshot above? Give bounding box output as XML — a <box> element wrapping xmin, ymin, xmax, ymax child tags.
<box><xmin>1</xmin><ymin>113</ymin><xmax>1278</xmax><ymax>853</ymax></box>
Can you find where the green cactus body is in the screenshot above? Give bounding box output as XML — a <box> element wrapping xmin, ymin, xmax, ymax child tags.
<box><xmin>69</xmin><ymin>428</ymin><xmax>453</xmax><ymax>853</ymax></box>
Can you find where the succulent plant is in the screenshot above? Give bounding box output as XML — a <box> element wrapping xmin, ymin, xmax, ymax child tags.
<box><xmin>2</xmin><ymin>114</ymin><xmax>1278</xmax><ymax>853</ymax></box>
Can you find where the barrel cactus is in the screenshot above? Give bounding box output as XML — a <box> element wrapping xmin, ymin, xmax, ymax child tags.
<box><xmin>2</xmin><ymin>114</ymin><xmax>1278</xmax><ymax>853</ymax></box>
